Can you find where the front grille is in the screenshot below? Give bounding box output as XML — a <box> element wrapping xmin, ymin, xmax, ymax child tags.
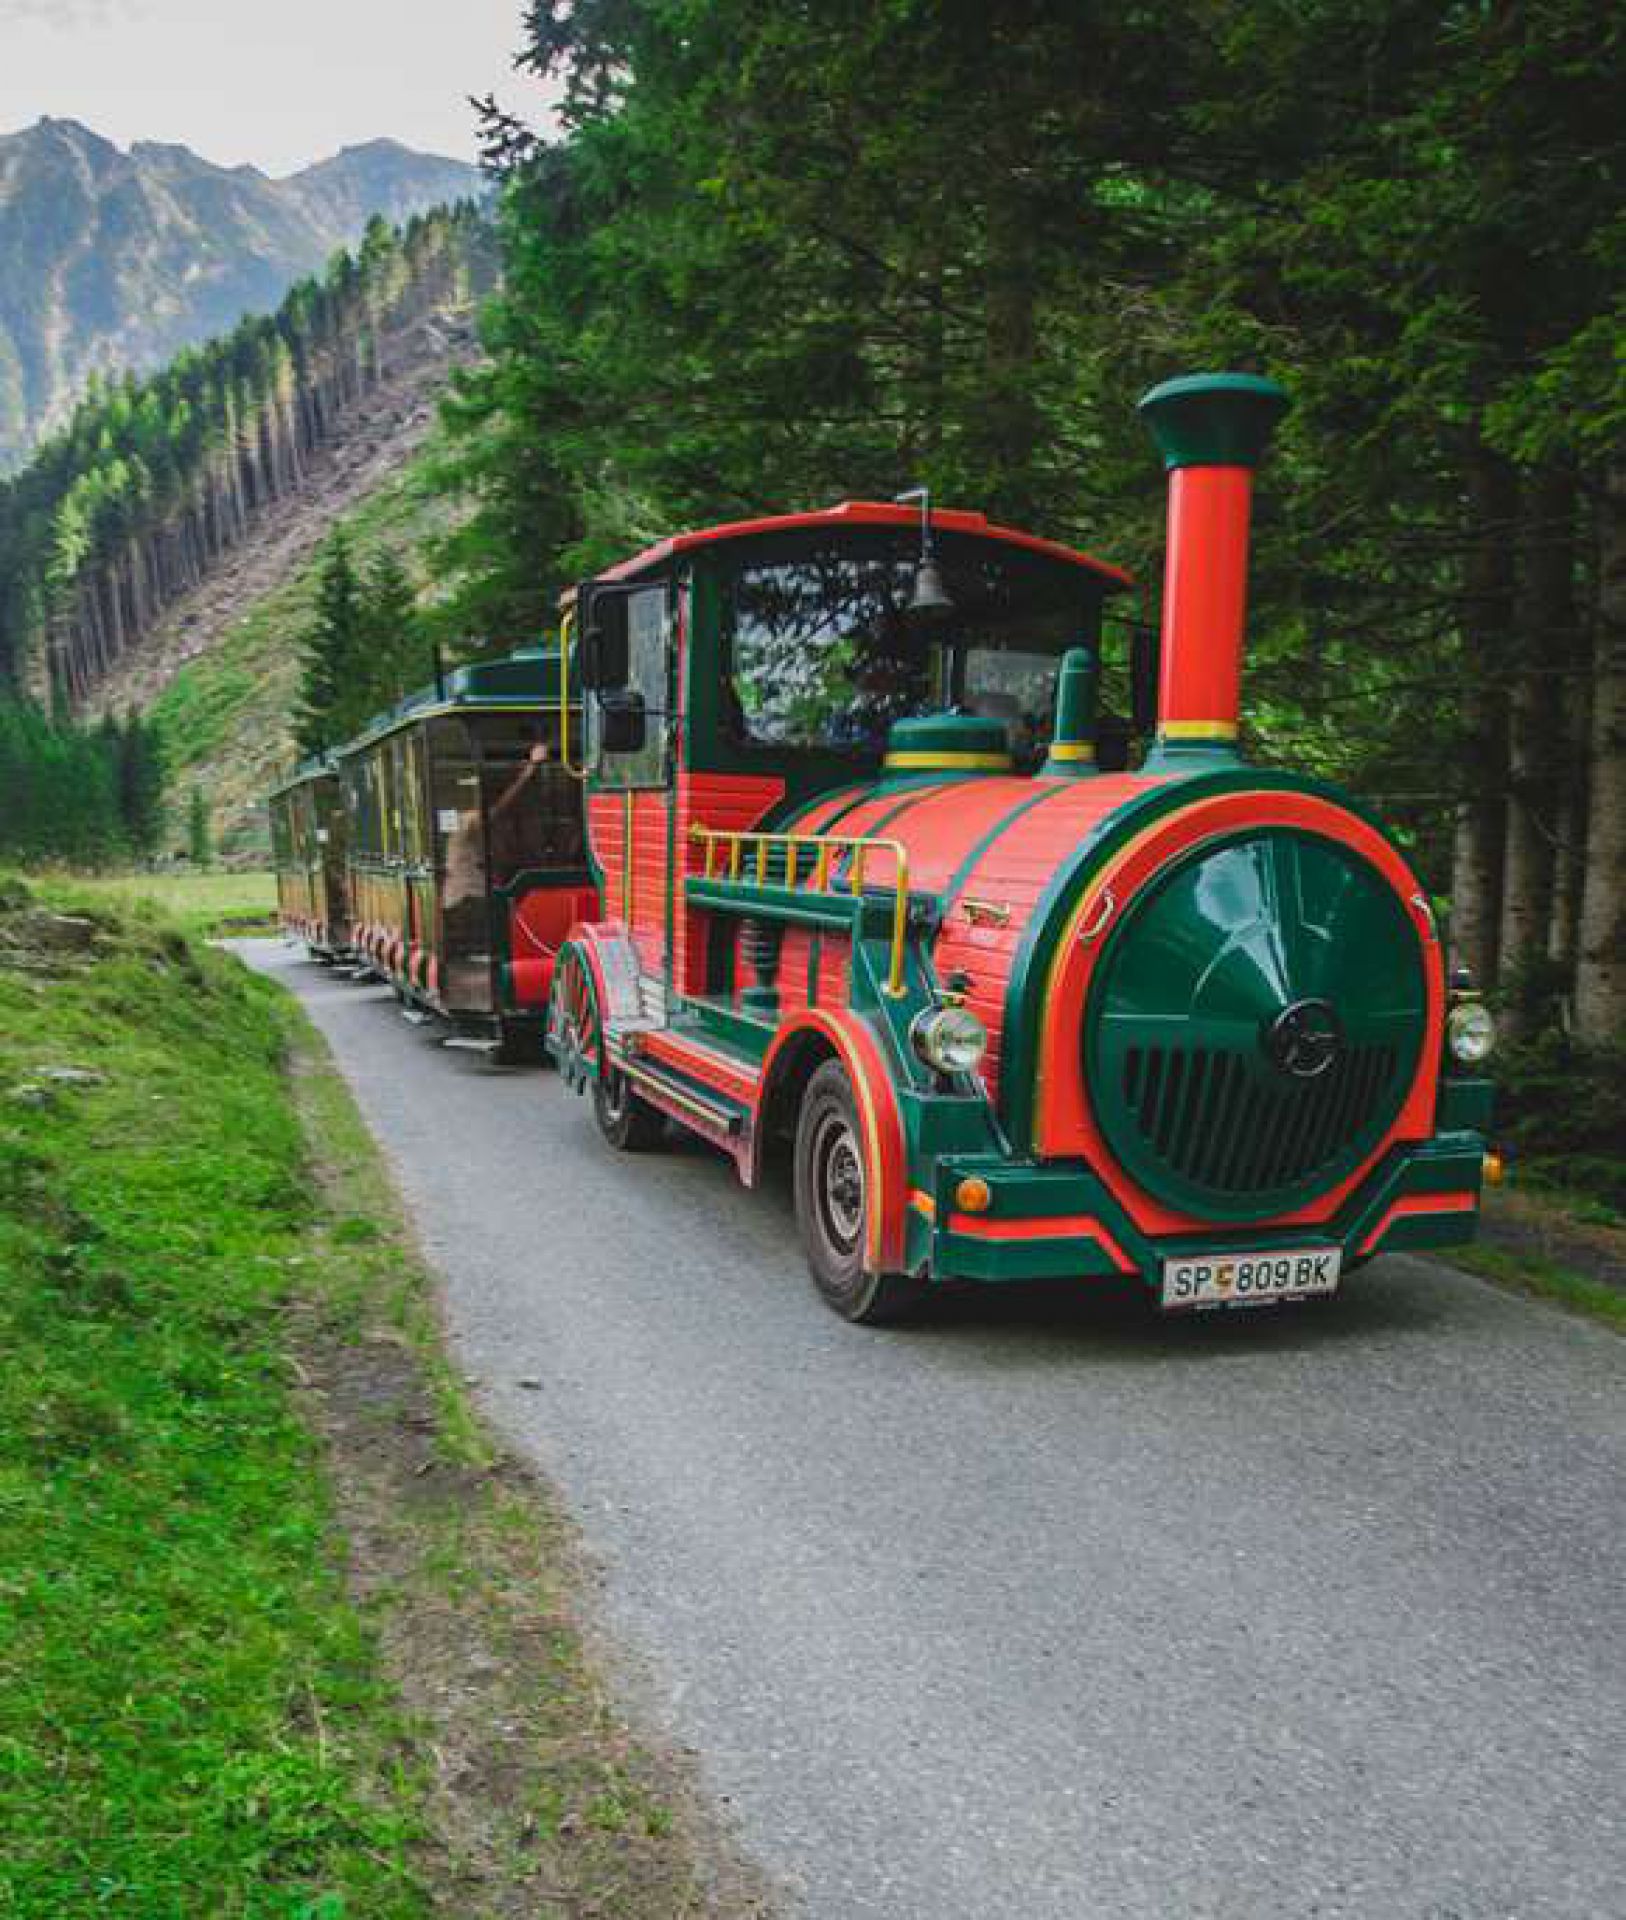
<box><xmin>1120</xmin><ymin>1042</ymin><xmax>1401</xmax><ymax>1198</ymax></box>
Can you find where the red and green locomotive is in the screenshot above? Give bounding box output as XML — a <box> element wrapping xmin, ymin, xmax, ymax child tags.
<box><xmin>549</xmin><ymin>373</ymin><xmax>1496</xmax><ymax>1321</ymax></box>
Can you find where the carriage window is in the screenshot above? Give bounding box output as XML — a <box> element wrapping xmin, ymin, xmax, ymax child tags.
<box><xmin>484</xmin><ymin>757</ymin><xmax>588</xmax><ymax>882</ymax></box>
<box><xmin>722</xmin><ymin>530</ymin><xmax>1099</xmax><ymax>756</ymax></box>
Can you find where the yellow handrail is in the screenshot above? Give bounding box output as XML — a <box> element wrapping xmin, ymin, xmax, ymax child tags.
<box><xmin>689</xmin><ymin>824</ymin><xmax>912</xmax><ymax>998</ymax></box>
<box><xmin>559</xmin><ymin>608</ymin><xmax>587</xmax><ymax>780</ymax></box>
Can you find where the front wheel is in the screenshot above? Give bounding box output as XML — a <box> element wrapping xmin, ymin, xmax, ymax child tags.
<box><xmin>793</xmin><ymin>1059</ymin><xmax>925</xmax><ymax>1324</ymax></box>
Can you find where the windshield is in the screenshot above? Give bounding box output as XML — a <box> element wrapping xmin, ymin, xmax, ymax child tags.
<box><xmin>720</xmin><ymin>527</ymin><xmax>1102</xmax><ymax>763</ymax></box>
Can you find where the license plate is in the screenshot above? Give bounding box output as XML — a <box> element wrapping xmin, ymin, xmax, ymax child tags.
<box><xmin>1161</xmin><ymin>1246</ymin><xmax>1342</xmax><ymax>1311</ymax></box>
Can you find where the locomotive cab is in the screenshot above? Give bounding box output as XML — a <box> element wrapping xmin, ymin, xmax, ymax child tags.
<box><xmin>550</xmin><ymin>378</ymin><xmax>1493</xmax><ymax>1322</ymax></box>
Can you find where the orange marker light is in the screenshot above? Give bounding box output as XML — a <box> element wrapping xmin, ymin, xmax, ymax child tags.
<box><xmin>955</xmin><ymin>1176</ymin><xmax>993</xmax><ymax>1214</ymax></box>
<box><xmin>1483</xmin><ymin>1151</ymin><xmax>1505</xmax><ymax>1187</ymax></box>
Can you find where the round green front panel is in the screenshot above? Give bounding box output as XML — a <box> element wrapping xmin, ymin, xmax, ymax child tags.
<box><xmin>1086</xmin><ymin>829</ymin><xmax>1426</xmax><ymax>1222</ymax></box>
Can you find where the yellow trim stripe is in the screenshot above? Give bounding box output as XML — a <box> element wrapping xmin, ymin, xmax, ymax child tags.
<box><xmin>1158</xmin><ymin>720</ymin><xmax>1239</xmax><ymax>740</ymax></box>
<box><xmin>1046</xmin><ymin>742</ymin><xmax>1096</xmax><ymax>763</ymax></box>
<box><xmin>908</xmin><ymin>1188</ymin><xmax>936</xmax><ymax>1220</ymax></box>
<box><xmin>882</xmin><ymin>750</ymin><xmax>1013</xmax><ymax>771</ymax></box>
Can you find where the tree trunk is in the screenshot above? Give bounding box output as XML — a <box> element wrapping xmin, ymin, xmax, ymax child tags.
<box><xmin>1498</xmin><ymin>468</ymin><xmax>1576</xmax><ymax>1029</ymax></box>
<box><xmin>1574</xmin><ymin>460</ymin><xmax>1626</xmax><ymax>1045</ymax></box>
<box><xmin>1449</xmin><ymin>449</ymin><xmax>1518</xmax><ymax>986</ymax></box>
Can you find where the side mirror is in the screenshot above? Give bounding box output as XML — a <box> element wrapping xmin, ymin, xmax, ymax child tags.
<box><xmin>598</xmin><ymin>689</ymin><xmax>647</xmax><ymax>756</ymax></box>
<box><xmin>581</xmin><ymin>588</ymin><xmax>630</xmax><ymax>692</ymax></box>
<box><xmin>1130</xmin><ymin>624</ymin><xmax>1160</xmax><ymax>736</ymax></box>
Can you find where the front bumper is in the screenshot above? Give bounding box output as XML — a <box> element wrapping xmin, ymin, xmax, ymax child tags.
<box><xmin>908</xmin><ymin>1130</ymin><xmax>1489</xmax><ymax>1287</ymax></box>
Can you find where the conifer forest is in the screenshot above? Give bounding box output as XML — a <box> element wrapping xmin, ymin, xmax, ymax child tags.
<box><xmin>1</xmin><ymin>2</ymin><xmax>1621</xmax><ymax>1063</ymax></box>
<box><xmin>431</xmin><ymin>1</ymin><xmax>1622</xmax><ymax>1059</ymax></box>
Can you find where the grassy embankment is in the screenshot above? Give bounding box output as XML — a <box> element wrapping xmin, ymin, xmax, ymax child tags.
<box><xmin>150</xmin><ymin>458</ymin><xmax>456</xmax><ymax>863</ymax></box>
<box><xmin>0</xmin><ymin>874</ymin><xmax>755</xmax><ymax>1918</ymax></box>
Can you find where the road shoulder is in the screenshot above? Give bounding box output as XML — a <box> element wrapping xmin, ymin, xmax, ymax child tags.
<box><xmin>278</xmin><ymin>980</ymin><xmax>776</xmax><ymax>1917</ymax></box>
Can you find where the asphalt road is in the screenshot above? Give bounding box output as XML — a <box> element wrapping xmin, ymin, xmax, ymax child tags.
<box><xmin>242</xmin><ymin>941</ymin><xmax>1626</xmax><ymax>1920</ymax></box>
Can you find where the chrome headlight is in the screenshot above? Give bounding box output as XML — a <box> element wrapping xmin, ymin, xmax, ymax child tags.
<box><xmin>1447</xmin><ymin>1000</ymin><xmax>1496</xmax><ymax>1067</ymax></box>
<box><xmin>911</xmin><ymin>1004</ymin><xmax>988</xmax><ymax>1075</ymax></box>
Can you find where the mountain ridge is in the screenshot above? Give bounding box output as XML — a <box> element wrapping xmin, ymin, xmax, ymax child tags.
<box><xmin>0</xmin><ymin>117</ymin><xmax>481</xmax><ymax>467</ymax></box>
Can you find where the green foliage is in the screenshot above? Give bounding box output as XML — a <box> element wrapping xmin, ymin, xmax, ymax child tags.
<box><xmin>116</xmin><ymin>709</ymin><xmax>166</xmax><ymax>855</ymax></box>
<box><xmin>0</xmin><ymin>897</ymin><xmax>431</xmax><ymax>1913</ymax></box>
<box><xmin>296</xmin><ymin>532</ymin><xmax>434</xmax><ymax>755</ymax></box>
<box><xmin>357</xmin><ymin>545</ymin><xmax>435</xmax><ymax>717</ymax></box>
<box><xmin>0</xmin><ymin>697</ymin><xmax>166</xmax><ymax>866</ymax></box>
<box><xmin>1493</xmin><ymin>1030</ymin><xmax>1626</xmax><ymax>1214</ymax></box>
<box><xmin>296</xmin><ymin>531</ymin><xmax>366</xmax><ymax>756</ymax></box>
<box><xmin>439</xmin><ymin>0</ymin><xmax>1617</xmax><ymax>867</ymax></box>
<box><xmin>187</xmin><ymin>785</ymin><xmax>212</xmax><ymax>867</ymax></box>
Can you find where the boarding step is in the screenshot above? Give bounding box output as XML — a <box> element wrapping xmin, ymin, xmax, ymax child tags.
<box><xmin>442</xmin><ymin>1034</ymin><xmax>498</xmax><ymax>1054</ymax></box>
<box><xmin>619</xmin><ymin>1050</ymin><xmax>747</xmax><ymax>1136</ymax></box>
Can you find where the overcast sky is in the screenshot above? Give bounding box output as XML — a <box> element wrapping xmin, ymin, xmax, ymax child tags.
<box><xmin>0</xmin><ymin>0</ymin><xmax>556</xmax><ymax>173</ymax></box>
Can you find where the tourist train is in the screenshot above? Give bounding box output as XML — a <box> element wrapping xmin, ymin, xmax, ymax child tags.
<box><xmin>271</xmin><ymin>373</ymin><xmax>1496</xmax><ymax>1321</ymax></box>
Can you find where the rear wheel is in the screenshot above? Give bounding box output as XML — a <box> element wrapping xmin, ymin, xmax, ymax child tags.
<box><xmin>593</xmin><ymin>1066</ymin><xmax>665</xmax><ymax>1151</ymax></box>
<box><xmin>793</xmin><ymin>1059</ymin><xmax>925</xmax><ymax>1324</ymax></box>
<box><xmin>492</xmin><ymin>1018</ymin><xmax>545</xmax><ymax>1067</ymax></box>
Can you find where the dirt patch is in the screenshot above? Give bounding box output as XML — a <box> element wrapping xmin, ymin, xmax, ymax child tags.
<box><xmin>285</xmin><ymin>1041</ymin><xmax>777</xmax><ymax>1918</ymax></box>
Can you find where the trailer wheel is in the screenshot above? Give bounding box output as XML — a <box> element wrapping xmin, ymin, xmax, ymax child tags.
<box><xmin>593</xmin><ymin>1067</ymin><xmax>665</xmax><ymax>1151</ymax></box>
<box><xmin>492</xmin><ymin>1018</ymin><xmax>545</xmax><ymax>1067</ymax></box>
<box><xmin>793</xmin><ymin>1059</ymin><xmax>925</xmax><ymax>1324</ymax></box>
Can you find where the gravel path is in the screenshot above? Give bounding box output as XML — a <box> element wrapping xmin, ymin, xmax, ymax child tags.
<box><xmin>244</xmin><ymin>941</ymin><xmax>1626</xmax><ymax>1920</ymax></box>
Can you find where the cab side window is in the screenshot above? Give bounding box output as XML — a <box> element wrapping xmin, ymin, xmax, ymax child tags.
<box><xmin>592</xmin><ymin>585</ymin><xmax>669</xmax><ymax>790</ymax></box>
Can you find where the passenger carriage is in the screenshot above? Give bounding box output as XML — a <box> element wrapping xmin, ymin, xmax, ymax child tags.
<box><xmin>549</xmin><ymin>373</ymin><xmax>1496</xmax><ymax>1321</ymax></box>
<box><xmin>269</xmin><ymin>755</ymin><xmax>350</xmax><ymax>961</ymax></box>
<box><xmin>337</xmin><ymin>646</ymin><xmax>594</xmax><ymax>1062</ymax></box>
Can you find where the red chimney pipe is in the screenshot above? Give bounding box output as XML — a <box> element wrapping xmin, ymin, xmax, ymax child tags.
<box><xmin>1138</xmin><ymin>373</ymin><xmax>1290</xmax><ymax>765</ymax></box>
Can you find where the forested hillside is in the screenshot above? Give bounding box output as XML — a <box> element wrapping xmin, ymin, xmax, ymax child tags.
<box><xmin>434</xmin><ymin>0</ymin><xmax>1622</xmax><ymax>1048</ymax></box>
<box><xmin>0</xmin><ymin>118</ymin><xmax>480</xmax><ymax>465</ymax></box>
<box><xmin>0</xmin><ymin>203</ymin><xmax>493</xmax><ymax>710</ymax></box>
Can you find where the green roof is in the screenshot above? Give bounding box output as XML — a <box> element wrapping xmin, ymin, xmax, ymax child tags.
<box><xmin>339</xmin><ymin>644</ymin><xmax>565</xmax><ymax>757</ymax></box>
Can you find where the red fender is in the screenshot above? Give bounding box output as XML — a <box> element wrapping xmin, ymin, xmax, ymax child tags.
<box><xmin>759</xmin><ymin>1011</ymin><xmax>908</xmax><ymax>1275</ymax></box>
<box><xmin>554</xmin><ymin>921</ymin><xmax>640</xmax><ymax>1080</ymax></box>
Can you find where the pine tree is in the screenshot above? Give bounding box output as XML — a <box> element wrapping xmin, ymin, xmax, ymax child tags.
<box><xmin>357</xmin><ymin>547</ymin><xmax>428</xmax><ymax>713</ymax></box>
<box><xmin>118</xmin><ymin>711</ymin><xmax>166</xmax><ymax>858</ymax></box>
<box><xmin>295</xmin><ymin>529</ymin><xmax>366</xmax><ymax>755</ymax></box>
<box><xmin>186</xmin><ymin>786</ymin><xmax>212</xmax><ymax>868</ymax></box>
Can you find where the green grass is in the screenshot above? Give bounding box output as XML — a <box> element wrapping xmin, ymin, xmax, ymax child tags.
<box><xmin>0</xmin><ymin>886</ymin><xmax>433</xmax><ymax>1916</ymax></box>
<box><xmin>1449</xmin><ymin>1242</ymin><xmax>1626</xmax><ymax>1332</ymax></box>
<box><xmin>48</xmin><ymin>868</ymin><xmax>278</xmax><ymax>937</ymax></box>
<box><xmin>0</xmin><ymin>877</ymin><xmax>748</xmax><ymax>1917</ymax></box>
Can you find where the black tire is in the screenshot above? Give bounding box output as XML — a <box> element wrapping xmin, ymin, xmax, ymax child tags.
<box><xmin>793</xmin><ymin>1059</ymin><xmax>926</xmax><ymax>1324</ymax></box>
<box><xmin>593</xmin><ymin>1065</ymin><xmax>666</xmax><ymax>1151</ymax></box>
<box><xmin>492</xmin><ymin>1018</ymin><xmax>545</xmax><ymax>1067</ymax></box>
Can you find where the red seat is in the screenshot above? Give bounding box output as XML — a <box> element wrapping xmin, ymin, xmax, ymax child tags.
<box><xmin>507</xmin><ymin>885</ymin><xmax>598</xmax><ymax>1007</ymax></box>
